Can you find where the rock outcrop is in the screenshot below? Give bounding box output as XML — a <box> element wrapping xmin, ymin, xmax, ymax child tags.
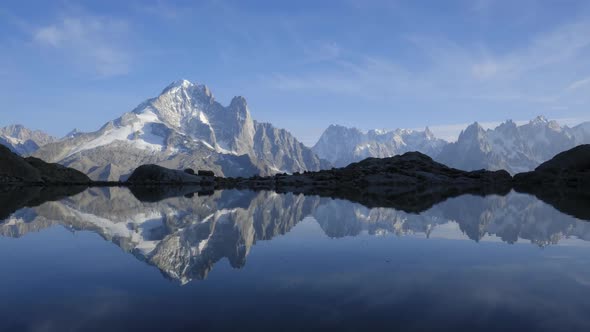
<box><xmin>514</xmin><ymin>144</ymin><xmax>590</xmax><ymax>219</ymax></box>
<box><xmin>216</xmin><ymin>151</ymin><xmax>513</xmax><ymax>212</ymax></box>
<box><xmin>126</xmin><ymin>164</ymin><xmax>213</xmax><ymax>185</ymax></box>
<box><xmin>0</xmin><ymin>144</ymin><xmax>90</xmax><ymax>184</ymax></box>
<box><xmin>514</xmin><ymin>144</ymin><xmax>590</xmax><ymax>186</ymax></box>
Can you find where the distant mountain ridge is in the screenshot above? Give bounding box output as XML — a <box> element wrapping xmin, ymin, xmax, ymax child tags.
<box><xmin>312</xmin><ymin>124</ymin><xmax>446</xmax><ymax>167</ymax></box>
<box><xmin>2</xmin><ymin>79</ymin><xmax>590</xmax><ymax>177</ymax></box>
<box><xmin>31</xmin><ymin>80</ymin><xmax>328</xmax><ymax>181</ymax></box>
<box><xmin>0</xmin><ymin>125</ymin><xmax>57</xmax><ymax>155</ymax></box>
<box><xmin>437</xmin><ymin>116</ymin><xmax>590</xmax><ymax>173</ymax></box>
<box><xmin>313</xmin><ymin>116</ymin><xmax>590</xmax><ymax>173</ymax></box>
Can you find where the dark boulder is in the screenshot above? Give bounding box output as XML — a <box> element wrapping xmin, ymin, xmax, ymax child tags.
<box><xmin>25</xmin><ymin>157</ymin><xmax>90</xmax><ymax>184</ymax></box>
<box><xmin>127</xmin><ymin>164</ymin><xmax>201</xmax><ymax>184</ymax></box>
<box><xmin>198</xmin><ymin>170</ymin><xmax>215</xmax><ymax>177</ymax></box>
<box><xmin>0</xmin><ymin>144</ymin><xmax>42</xmax><ymax>182</ymax></box>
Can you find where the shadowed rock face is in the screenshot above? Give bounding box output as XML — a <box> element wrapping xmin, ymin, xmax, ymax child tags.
<box><xmin>217</xmin><ymin>151</ymin><xmax>513</xmax><ymax>213</ymax></box>
<box><xmin>0</xmin><ymin>144</ymin><xmax>90</xmax><ymax>184</ymax></box>
<box><xmin>24</xmin><ymin>157</ymin><xmax>91</xmax><ymax>183</ymax></box>
<box><xmin>127</xmin><ymin>164</ymin><xmax>205</xmax><ymax>184</ymax></box>
<box><xmin>535</xmin><ymin>144</ymin><xmax>590</xmax><ymax>173</ymax></box>
<box><xmin>514</xmin><ymin>144</ymin><xmax>590</xmax><ymax>219</ymax></box>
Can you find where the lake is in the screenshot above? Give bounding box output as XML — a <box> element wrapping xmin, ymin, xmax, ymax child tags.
<box><xmin>0</xmin><ymin>187</ymin><xmax>589</xmax><ymax>331</ymax></box>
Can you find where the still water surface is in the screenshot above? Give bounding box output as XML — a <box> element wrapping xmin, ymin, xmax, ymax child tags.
<box><xmin>1</xmin><ymin>188</ymin><xmax>589</xmax><ymax>331</ymax></box>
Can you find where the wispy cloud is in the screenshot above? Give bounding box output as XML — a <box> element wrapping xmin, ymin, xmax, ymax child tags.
<box><xmin>133</xmin><ymin>0</ymin><xmax>192</xmax><ymax>20</ymax></box>
<box><xmin>263</xmin><ymin>17</ymin><xmax>590</xmax><ymax>107</ymax></box>
<box><xmin>33</xmin><ymin>14</ymin><xmax>132</xmax><ymax>77</ymax></box>
<box><xmin>302</xmin><ymin>41</ymin><xmax>341</xmax><ymax>64</ymax></box>
<box><xmin>566</xmin><ymin>76</ymin><xmax>590</xmax><ymax>91</ymax></box>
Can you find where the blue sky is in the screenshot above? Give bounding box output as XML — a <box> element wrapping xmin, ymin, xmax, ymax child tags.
<box><xmin>2</xmin><ymin>0</ymin><xmax>590</xmax><ymax>144</ymax></box>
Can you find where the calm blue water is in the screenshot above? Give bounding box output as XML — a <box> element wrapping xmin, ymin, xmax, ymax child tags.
<box><xmin>1</xmin><ymin>188</ymin><xmax>589</xmax><ymax>331</ymax></box>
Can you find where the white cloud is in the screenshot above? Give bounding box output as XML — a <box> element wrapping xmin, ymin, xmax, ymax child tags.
<box><xmin>471</xmin><ymin>61</ymin><xmax>498</xmax><ymax>79</ymax></box>
<box><xmin>34</xmin><ymin>25</ymin><xmax>62</xmax><ymax>46</ymax></box>
<box><xmin>33</xmin><ymin>15</ymin><xmax>132</xmax><ymax>77</ymax></box>
<box><xmin>566</xmin><ymin>77</ymin><xmax>590</xmax><ymax>91</ymax></box>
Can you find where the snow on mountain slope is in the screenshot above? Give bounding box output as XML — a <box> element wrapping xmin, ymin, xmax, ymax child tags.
<box><xmin>312</xmin><ymin>124</ymin><xmax>447</xmax><ymax>167</ymax></box>
<box><xmin>32</xmin><ymin>79</ymin><xmax>326</xmax><ymax>180</ymax></box>
<box><xmin>313</xmin><ymin>116</ymin><xmax>590</xmax><ymax>172</ymax></box>
<box><xmin>64</xmin><ymin>111</ymin><xmax>166</xmax><ymax>158</ymax></box>
<box><xmin>436</xmin><ymin>116</ymin><xmax>590</xmax><ymax>173</ymax></box>
<box><xmin>0</xmin><ymin>125</ymin><xmax>57</xmax><ymax>155</ymax></box>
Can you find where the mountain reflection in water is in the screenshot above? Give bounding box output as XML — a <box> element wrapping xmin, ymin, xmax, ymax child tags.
<box><xmin>1</xmin><ymin>187</ymin><xmax>589</xmax><ymax>285</ymax></box>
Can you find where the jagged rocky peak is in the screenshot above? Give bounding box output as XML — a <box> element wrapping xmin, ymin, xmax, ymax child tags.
<box><xmin>31</xmin><ymin>79</ymin><xmax>325</xmax><ymax>180</ymax></box>
<box><xmin>530</xmin><ymin>115</ymin><xmax>548</xmax><ymax>125</ymax></box>
<box><xmin>228</xmin><ymin>96</ymin><xmax>251</xmax><ymax>118</ymax></box>
<box><xmin>161</xmin><ymin>79</ymin><xmax>213</xmax><ymax>99</ymax></box>
<box><xmin>323</xmin><ymin>124</ymin><xmax>364</xmax><ymax>136</ymax></box>
<box><xmin>498</xmin><ymin>119</ymin><xmax>517</xmax><ymax>129</ymax></box>
<box><xmin>424</xmin><ymin>126</ymin><xmax>435</xmax><ymax>139</ymax></box>
<box><xmin>139</xmin><ymin>79</ymin><xmax>219</xmax><ymax>130</ymax></box>
<box><xmin>0</xmin><ymin>124</ymin><xmax>27</xmax><ymax>137</ymax></box>
<box><xmin>230</xmin><ymin>95</ymin><xmax>247</xmax><ymax>108</ymax></box>
<box><xmin>0</xmin><ymin>124</ymin><xmax>55</xmax><ymax>143</ymax></box>
<box><xmin>527</xmin><ymin>115</ymin><xmax>562</xmax><ymax>131</ymax></box>
<box><xmin>313</xmin><ymin>123</ymin><xmax>448</xmax><ymax>167</ymax></box>
<box><xmin>436</xmin><ymin>115</ymin><xmax>590</xmax><ymax>174</ymax></box>
<box><xmin>460</xmin><ymin>122</ymin><xmax>485</xmax><ymax>138</ymax></box>
<box><xmin>0</xmin><ymin>124</ymin><xmax>57</xmax><ymax>155</ymax></box>
<box><xmin>64</xmin><ymin>128</ymin><xmax>83</xmax><ymax>139</ymax></box>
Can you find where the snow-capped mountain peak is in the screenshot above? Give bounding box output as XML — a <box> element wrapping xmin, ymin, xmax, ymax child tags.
<box><xmin>437</xmin><ymin>116</ymin><xmax>590</xmax><ymax>173</ymax></box>
<box><xmin>530</xmin><ymin>115</ymin><xmax>548</xmax><ymax>125</ymax></box>
<box><xmin>31</xmin><ymin>79</ymin><xmax>326</xmax><ymax>181</ymax></box>
<box><xmin>313</xmin><ymin>124</ymin><xmax>447</xmax><ymax>167</ymax></box>
<box><xmin>424</xmin><ymin>126</ymin><xmax>435</xmax><ymax>140</ymax></box>
<box><xmin>0</xmin><ymin>124</ymin><xmax>57</xmax><ymax>155</ymax></box>
<box><xmin>459</xmin><ymin>122</ymin><xmax>486</xmax><ymax>140</ymax></box>
<box><xmin>64</xmin><ymin>128</ymin><xmax>84</xmax><ymax>139</ymax></box>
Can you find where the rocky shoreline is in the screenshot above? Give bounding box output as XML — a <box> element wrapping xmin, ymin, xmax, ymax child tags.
<box><xmin>1</xmin><ymin>144</ymin><xmax>588</xmax><ymax>217</ymax></box>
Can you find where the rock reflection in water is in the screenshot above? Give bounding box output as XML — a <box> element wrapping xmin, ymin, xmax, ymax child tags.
<box><xmin>1</xmin><ymin>187</ymin><xmax>589</xmax><ymax>284</ymax></box>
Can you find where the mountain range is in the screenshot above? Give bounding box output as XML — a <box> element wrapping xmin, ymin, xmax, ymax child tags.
<box><xmin>0</xmin><ymin>125</ymin><xmax>57</xmax><ymax>155</ymax></box>
<box><xmin>1</xmin><ymin>79</ymin><xmax>589</xmax><ymax>178</ymax></box>
<box><xmin>29</xmin><ymin>80</ymin><xmax>328</xmax><ymax>181</ymax></box>
<box><xmin>312</xmin><ymin>116</ymin><xmax>590</xmax><ymax>174</ymax></box>
<box><xmin>437</xmin><ymin>116</ymin><xmax>590</xmax><ymax>173</ymax></box>
<box><xmin>312</xmin><ymin>125</ymin><xmax>447</xmax><ymax>167</ymax></box>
